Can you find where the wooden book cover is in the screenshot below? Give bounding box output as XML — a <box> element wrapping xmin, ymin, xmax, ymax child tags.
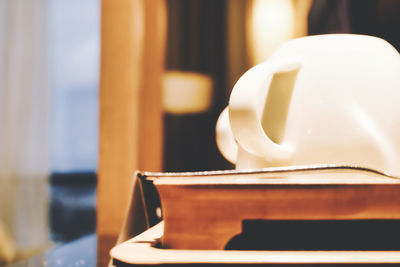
<box><xmin>138</xmin><ymin>166</ymin><xmax>400</xmax><ymax>250</ymax></box>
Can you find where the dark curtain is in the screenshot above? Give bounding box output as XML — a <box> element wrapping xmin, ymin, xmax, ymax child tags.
<box><xmin>308</xmin><ymin>0</ymin><xmax>400</xmax><ymax>51</ymax></box>
<box><xmin>164</xmin><ymin>0</ymin><xmax>232</xmax><ymax>172</ymax></box>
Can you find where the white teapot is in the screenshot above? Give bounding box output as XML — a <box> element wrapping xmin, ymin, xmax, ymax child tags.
<box><xmin>216</xmin><ymin>34</ymin><xmax>400</xmax><ymax>176</ymax></box>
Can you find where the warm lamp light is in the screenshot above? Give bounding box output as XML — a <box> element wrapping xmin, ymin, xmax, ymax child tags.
<box><xmin>162</xmin><ymin>71</ymin><xmax>213</xmax><ymax>114</ymax></box>
<box><xmin>246</xmin><ymin>0</ymin><xmax>312</xmax><ymax>65</ymax></box>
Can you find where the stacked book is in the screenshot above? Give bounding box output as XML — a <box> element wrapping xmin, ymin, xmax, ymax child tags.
<box><xmin>111</xmin><ymin>166</ymin><xmax>400</xmax><ymax>266</ymax></box>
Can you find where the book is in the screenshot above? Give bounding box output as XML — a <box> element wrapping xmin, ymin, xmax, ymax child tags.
<box><xmin>137</xmin><ymin>165</ymin><xmax>400</xmax><ymax>250</ymax></box>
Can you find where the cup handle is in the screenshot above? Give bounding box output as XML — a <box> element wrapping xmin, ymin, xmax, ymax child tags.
<box><xmin>229</xmin><ymin>59</ymin><xmax>302</xmax><ymax>164</ymax></box>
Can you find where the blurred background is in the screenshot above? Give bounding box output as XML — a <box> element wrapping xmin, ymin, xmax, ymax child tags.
<box><xmin>1</xmin><ymin>0</ymin><xmax>400</xmax><ymax>265</ymax></box>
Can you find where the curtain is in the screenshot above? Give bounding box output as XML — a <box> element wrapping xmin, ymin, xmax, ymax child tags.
<box><xmin>164</xmin><ymin>0</ymin><xmax>231</xmax><ymax>172</ymax></box>
<box><xmin>0</xmin><ymin>0</ymin><xmax>50</xmax><ymax>260</ymax></box>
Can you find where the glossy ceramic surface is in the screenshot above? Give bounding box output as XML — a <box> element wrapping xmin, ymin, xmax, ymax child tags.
<box><xmin>217</xmin><ymin>34</ymin><xmax>400</xmax><ymax>176</ymax></box>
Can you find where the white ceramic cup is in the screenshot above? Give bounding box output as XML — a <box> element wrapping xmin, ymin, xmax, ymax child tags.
<box><xmin>217</xmin><ymin>34</ymin><xmax>400</xmax><ymax>176</ymax></box>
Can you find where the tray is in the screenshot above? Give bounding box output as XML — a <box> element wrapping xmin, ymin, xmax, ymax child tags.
<box><xmin>110</xmin><ymin>222</ymin><xmax>400</xmax><ymax>266</ymax></box>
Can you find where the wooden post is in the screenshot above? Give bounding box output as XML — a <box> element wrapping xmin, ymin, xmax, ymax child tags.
<box><xmin>97</xmin><ymin>0</ymin><xmax>166</xmax><ymax>265</ymax></box>
<box><xmin>139</xmin><ymin>0</ymin><xmax>167</xmax><ymax>171</ymax></box>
